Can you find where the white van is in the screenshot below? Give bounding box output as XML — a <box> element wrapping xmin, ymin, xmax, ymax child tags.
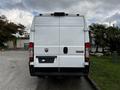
<box><xmin>29</xmin><ymin>12</ymin><xmax>90</xmax><ymax>77</ymax></box>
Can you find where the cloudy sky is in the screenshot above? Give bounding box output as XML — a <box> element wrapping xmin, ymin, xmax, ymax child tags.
<box><xmin>0</xmin><ymin>0</ymin><xmax>120</xmax><ymax>31</ymax></box>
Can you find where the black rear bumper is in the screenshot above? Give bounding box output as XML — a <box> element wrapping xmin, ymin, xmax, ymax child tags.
<box><xmin>29</xmin><ymin>66</ymin><xmax>89</xmax><ymax>76</ymax></box>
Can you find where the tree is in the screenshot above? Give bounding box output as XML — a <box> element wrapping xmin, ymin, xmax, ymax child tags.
<box><xmin>0</xmin><ymin>15</ymin><xmax>25</xmax><ymax>48</ymax></box>
<box><xmin>89</xmin><ymin>23</ymin><xmax>107</xmax><ymax>53</ymax></box>
<box><xmin>0</xmin><ymin>15</ymin><xmax>8</xmax><ymax>47</ymax></box>
<box><xmin>89</xmin><ymin>23</ymin><xmax>120</xmax><ymax>54</ymax></box>
<box><xmin>106</xmin><ymin>26</ymin><xmax>120</xmax><ymax>53</ymax></box>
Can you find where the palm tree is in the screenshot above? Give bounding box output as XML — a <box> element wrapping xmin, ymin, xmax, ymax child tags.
<box><xmin>89</xmin><ymin>23</ymin><xmax>107</xmax><ymax>53</ymax></box>
<box><xmin>106</xmin><ymin>26</ymin><xmax>120</xmax><ymax>53</ymax></box>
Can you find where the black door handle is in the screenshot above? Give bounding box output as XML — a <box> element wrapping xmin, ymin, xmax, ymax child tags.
<box><xmin>63</xmin><ymin>47</ymin><xmax>68</xmax><ymax>54</ymax></box>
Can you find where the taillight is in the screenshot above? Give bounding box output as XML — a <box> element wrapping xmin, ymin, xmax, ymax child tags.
<box><xmin>85</xmin><ymin>42</ymin><xmax>90</xmax><ymax>62</ymax></box>
<box><xmin>29</xmin><ymin>42</ymin><xmax>34</xmax><ymax>48</ymax></box>
<box><xmin>29</xmin><ymin>42</ymin><xmax>34</xmax><ymax>62</ymax></box>
<box><xmin>85</xmin><ymin>42</ymin><xmax>91</xmax><ymax>48</ymax></box>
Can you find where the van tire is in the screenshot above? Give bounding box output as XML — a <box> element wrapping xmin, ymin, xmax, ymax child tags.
<box><xmin>75</xmin><ymin>76</ymin><xmax>81</xmax><ymax>79</ymax></box>
<box><xmin>29</xmin><ymin>65</ymin><xmax>35</xmax><ymax>76</ymax></box>
<box><xmin>84</xmin><ymin>65</ymin><xmax>90</xmax><ymax>76</ymax></box>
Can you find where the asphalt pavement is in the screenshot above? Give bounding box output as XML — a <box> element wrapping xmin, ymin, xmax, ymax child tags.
<box><xmin>0</xmin><ymin>51</ymin><xmax>95</xmax><ymax>90</ymax></box>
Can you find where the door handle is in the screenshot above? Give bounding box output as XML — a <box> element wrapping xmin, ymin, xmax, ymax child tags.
<box><xmin>63</xmin><ymin>47</ymin><xmax>68</xmax><ymax>54</ymax></box>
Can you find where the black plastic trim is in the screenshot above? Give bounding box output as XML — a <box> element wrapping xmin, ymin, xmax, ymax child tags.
<box><xmin>31</xmin><ymin>67</ymin><xmax>89</xmax><ymax>76</ymax></box>
<box><xmin>53</xmin><ymin>12</ymin><xmax>65</xmax><ymax>16</ymax></box>
<box><xmin>36</xmin><ymin>56</ymin><xmax>57</xmax><ymax>63</ymax></box>
<box><xmin>76</xmin><ymin>50</ymin><xmax>84</xmax><ymax>53</ymax></box>
<box><xmin>63</xmin><ymin>47</ymin><xmax>68</xmax><ymax>54</ymax></box>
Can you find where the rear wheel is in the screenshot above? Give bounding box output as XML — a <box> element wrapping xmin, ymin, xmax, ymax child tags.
<box><xmin>74</xmin><ymin>76</ymin><xmax>81</xmax><ymax>79</ymax></box>
<box><xmin>29</xmin><ymin>65</ymin><xmax>35</xmax><ymax>76</ymax></box>
<box><xmin>84</xmin><ymin>65</ymin><xmax>90</xmax><ymax>76</ymax></box>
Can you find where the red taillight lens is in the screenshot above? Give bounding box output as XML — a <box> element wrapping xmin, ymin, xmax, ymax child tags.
<box><xmin>85</xmin><ymin>42</ymin><xmax>90</xmax><ymax>62</ymax></box>
<box><xmin>29</xmin><ymin>42</ymin><xmax>34</xmax><ymax>62</ymax></box>
<box><xmin>29</xmin><ymin>42</ymin><xmax>34</xmax><ymax>48</ymax></box>
<box><xmin>85</xmin><ymin>42</ymin><xmax>91</xmax><ymax>48</ymax></box>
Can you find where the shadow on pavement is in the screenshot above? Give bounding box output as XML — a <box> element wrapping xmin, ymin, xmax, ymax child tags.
<box><xmin>36</xmin><ymin>77</ymin><xmax>93</xmax><ymax>90</ymax></box>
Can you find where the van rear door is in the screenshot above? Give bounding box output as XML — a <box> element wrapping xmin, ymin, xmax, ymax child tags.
<box><xmin>34</xmin><ymin>16</ymin><xmax>60</xmax><ymax>67</ymax></box>
<box><xmin>59</xmin><ymin>16</ymin><xmax>85</xmax><ymax>67</ymax></box>
<box><xmin>33</xmin><ymin>16</ymin><xmax>85</xmax><ymax>68</ymax></box>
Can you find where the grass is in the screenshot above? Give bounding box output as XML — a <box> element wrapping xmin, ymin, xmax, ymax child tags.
<box><xmin>90</xmin><ymin>55</ymin><xmax>120</xmax><ymax>90</ymax></box>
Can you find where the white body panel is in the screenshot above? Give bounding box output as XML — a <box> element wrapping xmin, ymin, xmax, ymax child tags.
<box><xmin>30</xmin><ymin>14</ymin><xmax>89</xmax><ymax>68</ymax></box>
<box><xmin>60</xmin><ymin>17</ymin><xmax>84</xmax><ymax>27</ymax></box>
<box><xmin>59</xmin><ymin>25</ymin><xmax>85</xmax><ymax>67</ymax></box>
<box><xmin>59</xmin><ymin>55</ymin><xmax>84</xmax><ymax>67</ymax></box>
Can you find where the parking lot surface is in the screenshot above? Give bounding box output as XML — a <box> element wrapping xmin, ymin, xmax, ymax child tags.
<box><xmin>0</xmin><ymin>51</ymin><xmax>94</xmax><ymax>90</ymax></box>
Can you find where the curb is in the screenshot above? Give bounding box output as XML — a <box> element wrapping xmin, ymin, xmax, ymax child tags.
<box><xmin>85</xmin><ymin>76</ymin><xmax>101</xmax><ymax>90</ymax></box>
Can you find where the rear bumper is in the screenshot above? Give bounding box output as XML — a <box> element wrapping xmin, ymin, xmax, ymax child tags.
<box><xmin>29</xmin><ymin>66</ymin><xmax>89</xmax><ymax>76</ymax></box>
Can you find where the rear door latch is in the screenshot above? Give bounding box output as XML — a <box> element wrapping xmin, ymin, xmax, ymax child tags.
<box><xmin>63</xmin><ymin>47</ymin><xmax>68</xmax><ymax>54</ymax></box>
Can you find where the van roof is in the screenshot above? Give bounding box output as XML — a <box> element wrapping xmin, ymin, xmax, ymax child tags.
<box><xmin>35</xmin><ymin>12</ymin><xmax>84</xmax><ymax>17</ymax></box>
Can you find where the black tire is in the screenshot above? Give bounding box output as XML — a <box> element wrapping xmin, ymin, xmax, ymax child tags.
<box><xmin>84</xmin><ymin>65</ymin><xmax>90</xmax><ymax>76</ymax></box>
<box><xmin>75</xmin><ymin>76</ymin><xmax>81</xmax><ymax>79</ymax></box>
<box><xmin>29</xmin><ymin>65</ymin><xmax>35</xmax><ymax>76</ymax></box>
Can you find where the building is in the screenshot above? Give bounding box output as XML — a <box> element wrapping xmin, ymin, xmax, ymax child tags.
<box><xmin>7</xmin><ymin>37</ymin><xmax>29</xmax><ymax>49</ymax></box>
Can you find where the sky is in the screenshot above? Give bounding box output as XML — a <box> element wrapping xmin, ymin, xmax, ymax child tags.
<box><xmin>0</xmin><ymin>0</ymin><xmax>120</xmax><ymax>31</ymax></box>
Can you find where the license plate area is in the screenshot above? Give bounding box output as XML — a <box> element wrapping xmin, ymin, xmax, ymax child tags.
<box><xmin>36</xmin><ymin>56</ymin><xmax>57</xmax><ymax>63</ymax></box>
